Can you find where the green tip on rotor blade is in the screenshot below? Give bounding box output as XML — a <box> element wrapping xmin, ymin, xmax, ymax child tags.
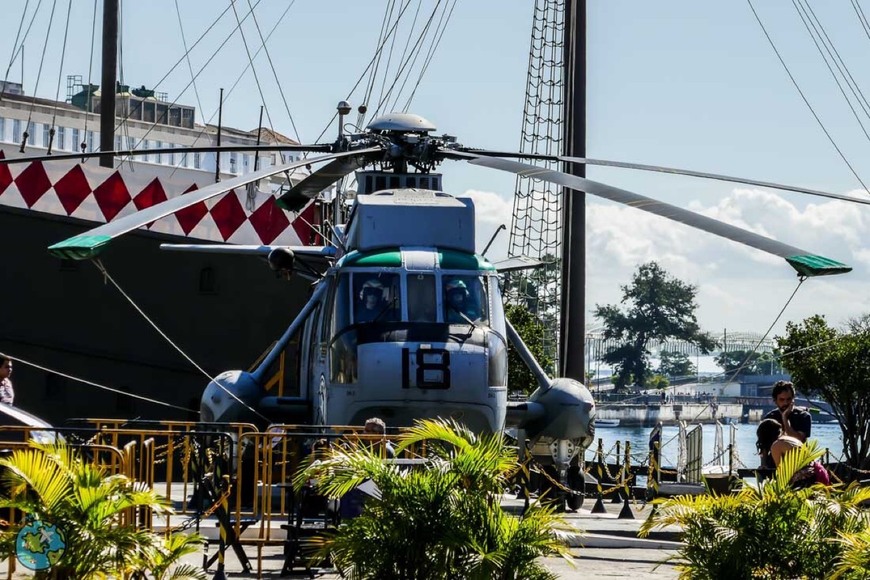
<box><xmin>785</xmin><ymin>255</ymin><xmax>852</xmax><ymax>277</ymax></box>
<box><xmin>47</xmin><ymin>234</ymin><xmax>113</xmax><ymax>260</ymax></box>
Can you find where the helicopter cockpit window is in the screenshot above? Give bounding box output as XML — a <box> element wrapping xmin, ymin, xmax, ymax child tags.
<box><xmin>354</xmin><ymin>273</ymin><xmax>400</xmax><ymax>324</ymax></box>
<box><xmin>329</xmin><ymin>273</ymin><xmax>351</xmax><ymax>339</ymax></box>
<box><xmin>443</xmin><ymin>275</ymin><xmax>489</xmax><ymax>324</ymax></box>
<box><xmin>407</xmin><ymin>274</ymin><xmax>437</xmax><ymax>322</ymax></box>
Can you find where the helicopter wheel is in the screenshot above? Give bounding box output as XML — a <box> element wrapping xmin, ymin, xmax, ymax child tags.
<box><xmin>565</xmin><ymin>462</ymin><xmax>585</xmax><ymax>511</ymax></box>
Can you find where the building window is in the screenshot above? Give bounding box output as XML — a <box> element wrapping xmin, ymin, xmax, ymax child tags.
<box><xmin>127</xmin><ymin>136</ymin><xmax>136</xmax><ymax>151</ymax></box>
<box><xmin>87</xmin><ymin>130</ymin><xmax>95</xmax><ymax>152</ymax></box>
<box><xmin>155</xmin><ymin>141</ymin><xmax>163</xmax><ymax>164</ymax></box>
<box><xmin>194</xmin><ymin>152</ymin><xmax>201</xmax><ymax>169</ymax></box>
<box><xmin>27</xmin><ymin>121</ymin><xmax>35</xmax><ymax>144</ymax></box>
<box><xmin>57</xmin><ymin>126</ymin><xmax>66</xmax><ymax>150</ymax></box>
<box><xmin>229</xmin><ymin>152</ymin><xmax>237</xmax><ymax>173</ymax></box>
<box><xmin>42</xmin><ymin>124</ymin><xmax>49</xmax><ymax>148</ymax></box>
<box><xmin>115</xmin><ymin>135</ymin><xmax>121</xmax><ymax>152</ymax></box>
<box><xmin>12</xmin><ymin>119</ymin><xmax>21</xmax><ymax>143</ymax></box>
<box><xmin>71</xmin><ymin>128</ymin><xmax>81</xmax><ymax>152</ymax></box>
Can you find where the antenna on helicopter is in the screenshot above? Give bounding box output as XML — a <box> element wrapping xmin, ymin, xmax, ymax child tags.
<box><xmin>337</xmin><ymin>100</ymin><xmax>352</xmax><ymax>140</ymax></box>
<box><xmin>334</xmin><ymin>100</ymin><xmax>354</xmax><ymax>228</ymax></box>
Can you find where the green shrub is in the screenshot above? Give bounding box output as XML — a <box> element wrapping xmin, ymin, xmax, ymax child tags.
<box><xmin>296</xmin><ymin>418</ymin><xmax>574</xmax><ymax>579</ymax></box>
<box><xmin>640</xmin><ymin>441</ymin><xmax>870</xmax><ymax>579</ymax></box>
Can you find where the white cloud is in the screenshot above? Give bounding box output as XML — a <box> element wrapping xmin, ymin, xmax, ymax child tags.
<box><xmin>459</xmin><ymin>189</ymin><xmax>515</xmax><ymax>258</ymax></box>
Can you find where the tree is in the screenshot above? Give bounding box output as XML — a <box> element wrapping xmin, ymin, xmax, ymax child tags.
<box><xmin>641</xmin><ymin>441</ymin><xmax>870</xmax><ymax>578</ymax></box>
<box><xmin>776</xmin><ymin>314</ymin><xmax>870</xmax><ymax>472</ymax></box>
<box><xmin>658</xmin><ymin>350</ymin><xmax>695</xmax><ymax>379</ymax></box>
<box><xmin>715</xmin><ymin>349</ymin><xmax>780</xmax><ymax>377</ymax></box>
<box><xmin>505</xmin><ymin>304</ymin><xmax>554</xmax><ymax>395</ymax></box>
<box><xmin>297</xmin><ymin>419</ymin><xmax>571</xmax><ymax>580</ymax></box>
<box><xmin>594</xmin><ymin>262</ymin><xmax>716</xmax><ymax>390</ymax></box>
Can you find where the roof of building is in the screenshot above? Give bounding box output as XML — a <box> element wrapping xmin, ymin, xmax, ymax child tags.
<box><xmin>0</xmin><ymin>91</ymin><xmax>82</xmax><ymax>113</ymax></box>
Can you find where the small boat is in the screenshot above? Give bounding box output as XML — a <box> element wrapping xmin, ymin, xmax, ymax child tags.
<box><xmin>594</xmin><ymin>418</ymin><xmax>620</xmax><ymax>427</ymax></box>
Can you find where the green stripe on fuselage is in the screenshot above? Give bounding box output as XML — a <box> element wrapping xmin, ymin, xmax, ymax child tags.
<box><xmin>339</xmin><ymin>248</ymin><xmax>403</xmax><ymax>267</ymax></box>
<box><xmin>47</xmin><ymin>235</ymin><xmax>113</xmax><ymax>260</ymax></box>
<box><xmin>438</xmin><ymin>249</ymin><xmax>496</xmax><ymax>271</ymax></box>
<box><xmin>338</xmin><ymin>247</ymin><xmax>496</xmax><ymax>271</ymax></box>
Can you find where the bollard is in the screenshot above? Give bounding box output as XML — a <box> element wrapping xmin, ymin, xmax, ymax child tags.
<box><xmin>591</xmin><ymin>492</ymin><xmax>607</xmax><ymax>514</ymax></box>
<box><xmin>618</xmin><ymin>492</ymin><xmax>635</xmax><ymax>519</ymax></box>
<box><xmin>611</xmin><ymin>440</ymin><xmax>623</xmax><ymax>503</ymax></box>
<box><xmin>592</xmin><ymin>440</ymin><xmax>607</xmax><ymax>513</ymax></box>
<box><xmin>618</xmin><ymin>442</ymin><xmax>634</xmax><ymax>519</ymax></box>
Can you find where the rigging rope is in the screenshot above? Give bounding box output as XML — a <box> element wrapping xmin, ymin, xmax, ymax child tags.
<box><xmin>111</xmin><ymin>1</ymin><xmax>237</xmax><ymax>137</ymax></box>
<box><xmin>377</xmin><ymin>0</ymin><xmax>417</xmax><ymax>115</ymax></box>
<box><xmin>90</xmin><ymin>259</ymin><xmax>271</xmax><ymax>424</ymax></box>
<box><xmin>1</xmin><ymin>0</ymin><xmax>31</xmax><ymax>102</ymax></box>
<box><xmin>174</xmin><ymin>0</ymin><xmax>206</xmax><ymax>126</ymax></box>
<box><xmin>8</xmin><ymin>353</ymin><xmax>198</xmax><ymax>413</ymax></box>
<box><xmin>23</xmin><ymin>0</ymin><xmax>59</xmax><ymax>151</ymax></box>
<box><xmin>116</xmin><ymin>0</ymin><xmax>265</xmax><ymax>164</ymax></box>
<box><xmin>360</xmin><ymin>0</ymin><xmax>397</xmax><ymax>123</ymax></box>
<box><xmin>853</xmin><ymin>0</ymin><xmax>870</xmax><ymax>42</ymax></box>
<box><xmin>312</xmin><ymin>2</ymin><xmax>413</xmax><ymax>145</ymax></box>
<box><xmin>792</xmin><ymin>0</ymin><xmax>870</xmax><ymax>144</ymax></box>
<box><xmin>803</xmin><ymin>0</ymin><xmax>870</xmax><ymax>121</ymax></box>
<box><xmin>391</xmin><ymin>0</ymin><xmax>456</xmax><ymax>113</ymax></box>
<box><xmin>244</xmin><ymin>0</ymin><xmax>301</xmax><ymax>145</ymax></box>
<box><xmin>81</xmin><ymin>0</ymin><xmax>99</xmax><ymax>145</ymax></box>
<box><xmin>373</xmin><ymin>1</ymin><xmax>444</xmax><ymax>118</ymax></box>
<box><xmin>746</xmin><ymin>0</ymin><xmax>870</xmax><ymax>195</ymax></box>
<box><xmin>402</xmin><ymin>0</ymin><xmax>458</xmax><ymax>112</ymax></box>
<box><xmin>229</xmin><ymin>0</ymin><xmax>278</xmax><ymax>139</ymax></box>
<box><xmin>167</xmin><ymin>1</ymin><xmax>295</xmax><ymax>179</ymax></box>
<box><xmin>50</xmin><ymin>0</ymin><xmax>74</xmax><ymax>152</ymax></box>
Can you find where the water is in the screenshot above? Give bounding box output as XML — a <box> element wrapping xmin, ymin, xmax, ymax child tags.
<box><xmin>583</xmin><ymin>422</ymin><xmax>846</xmax><ymax>471</ymax></box>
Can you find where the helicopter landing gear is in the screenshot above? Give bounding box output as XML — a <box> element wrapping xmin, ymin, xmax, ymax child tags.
<box><xmin>565</xmin><ymin>461</ymin><xmax>585</xmax><ymax>511</ymax></box>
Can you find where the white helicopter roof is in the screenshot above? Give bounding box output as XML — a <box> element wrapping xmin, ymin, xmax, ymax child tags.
<box><xmin>345</xmin><ymin>189</ymin><xmax>475</xmax><ymax>254</ymax></box>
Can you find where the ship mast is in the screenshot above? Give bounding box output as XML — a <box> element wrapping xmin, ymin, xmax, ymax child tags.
<box><xmin>560</xmin><ymin>0</ymin><xmax>586</xmax><ymax>380</ymax></box>
<box><xmin>99</xmin><ymin>0</ymin><xmax>119</xmax><ymax>168</ymax></box>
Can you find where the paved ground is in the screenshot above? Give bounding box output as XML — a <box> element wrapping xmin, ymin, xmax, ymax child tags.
<box><xmin>0</xmin><ymin>500</ymin><xmax>683</xmax><ymax>578</ymax></box>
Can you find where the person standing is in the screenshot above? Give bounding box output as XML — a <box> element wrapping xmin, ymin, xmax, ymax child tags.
<box><xmin>763</xmin><ymin>380</ymin><xmax>811</xmax><ymax>442</ymax></box>
<box><xmin>0</xmin><ymin>355</ymin><xmax>13</xmax><ymax>405</ymax></box>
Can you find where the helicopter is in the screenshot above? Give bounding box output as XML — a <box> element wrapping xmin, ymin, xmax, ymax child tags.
<box><xmin>13</xmin><ymin>102</ymin><xmax>853</xmax><ymax>505</ymax></box>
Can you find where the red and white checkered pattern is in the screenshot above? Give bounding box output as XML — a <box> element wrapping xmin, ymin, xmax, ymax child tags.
<box><xmin>0</xmin><ymin>149</ymin><xmax>318</xmax><ymax>246</ymax></box>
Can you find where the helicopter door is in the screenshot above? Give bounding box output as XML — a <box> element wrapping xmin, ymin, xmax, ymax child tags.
<box><xmin>300</xmin><ymin>303</ymin><xmax>321</xmax><ymax>400</ymax></box>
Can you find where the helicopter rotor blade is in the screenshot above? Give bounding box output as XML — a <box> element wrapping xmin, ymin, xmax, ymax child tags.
<box><xmin>276</xmin><ymin>148</ymin><xmax>384</xmax><ymax>211</ymax></box>
<box><xmin>47</xmin><ymin>149</ymin><xmax>373</xmax><ymax>260</ymax></box>
<box><xmin>454</xmin><ymin>151</ymin><xmax>851</xmax><ymax>277</ymax></box>
<box><xmin>455</xmin><ymin>149</ymin><xmax>870</xmax><ymax>207</ymax></box>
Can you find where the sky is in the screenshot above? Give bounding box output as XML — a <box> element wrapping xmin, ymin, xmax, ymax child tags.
<box><xmin>3</xmin><ymin>0</ymin><xmax>870</xmax><ymax>338</ymax></box>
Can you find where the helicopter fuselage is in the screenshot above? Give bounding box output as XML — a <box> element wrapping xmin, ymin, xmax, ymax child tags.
<box><xmin>302</xmin><ymin>246</ymin><xmax>508</xmax><ymax>432</ymax></box>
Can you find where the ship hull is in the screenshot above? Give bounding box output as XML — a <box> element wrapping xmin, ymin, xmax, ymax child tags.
<box><xmin>0</xmin><ymin>204</ymin><xmax>310</xmax><ymax>424</ymax></box>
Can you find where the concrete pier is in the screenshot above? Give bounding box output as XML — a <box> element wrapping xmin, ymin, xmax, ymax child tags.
<box><xmin>595</xmin><ymin>402</ymin><xmax>746</xmax><ymax>426</ymax></box>
<box><xmin>0</xmin><ymin>499</ymin><xmax>681</xmax><ymax>579</ymax></box>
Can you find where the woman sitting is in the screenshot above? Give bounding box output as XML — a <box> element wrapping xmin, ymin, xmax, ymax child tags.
<box><xmin>756</xmin><ymin>418</ymin><xmax>829</xmax><ymax>487</ymax></box>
